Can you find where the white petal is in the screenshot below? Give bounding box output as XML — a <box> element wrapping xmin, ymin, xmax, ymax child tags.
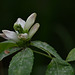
<box><xmin>24</xmin><ymin>13</ymin><xmax>37</xmax><ymax>31</ymax></box>
<box><xmin>18</xmin><ymin>33</ymin><xmax>28</xmax><ymax>39</ymax></box>
<box><xmin>28</xmin><ymin>23</ymin><xmax>40</xmax><ymax>39</ymax></box>
<box><xmin>14</xmin><ymin>18</ymin><xmax>25</xmax><ymax>29</ymax></box>
<box><xmin>2</xmin><ymin>30</ymin><xmax>19</xmax><ymax>42</ymax></box>
<box><xmin>0</xmin><ymin>33</ymin><xmax>8</xmax><ymax>39</ymax></box>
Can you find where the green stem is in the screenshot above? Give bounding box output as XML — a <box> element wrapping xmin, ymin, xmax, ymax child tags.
<box><xmin>33</xmin><ymin>50</ymin><xmax>53</xmax><ymax>59</ymax></box>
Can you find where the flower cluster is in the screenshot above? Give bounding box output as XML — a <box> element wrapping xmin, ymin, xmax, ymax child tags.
<box><xmin>0</xmin><ymin>13</ymin><xmax>40</xmax><ymax>46</ymax></box>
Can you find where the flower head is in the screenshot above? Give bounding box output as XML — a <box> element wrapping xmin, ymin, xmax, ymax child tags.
<box><xmin>0</xmin><ymin>13</ymin><xmax>40</xmax><ymax>46</ymax></box>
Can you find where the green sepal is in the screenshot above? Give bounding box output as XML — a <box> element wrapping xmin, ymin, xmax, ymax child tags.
<box><xmin>14</xmin><ymin>24</ymin><xmax>24</xmax><ymax>33</ymax></box>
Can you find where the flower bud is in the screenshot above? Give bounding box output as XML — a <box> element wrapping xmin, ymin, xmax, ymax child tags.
<box><xmin>14</xmin><ymin>18</ymin><xmax>25</xmax><ymax>29</ymax></box>
<box><xmin>24</xmin><ymin>13</ymin><xmax>37</xmax><ymax>32</ymax></box>
<box><xmin>14</xmin><ymin>24</ymin><xmax>23</xmax><ymax>33</ymax></box>
<box><xmin>28</xmin><ymin>23</ymin><xmax>40</xmax><ymax>39</ymax></box>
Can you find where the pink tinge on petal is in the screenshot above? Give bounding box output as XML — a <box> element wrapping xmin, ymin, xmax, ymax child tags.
<box><xmin>0</xmin><ymin>33</ymin><xmax>9</xmax><ymax>39</ymax></box>
<box><xmin>24</xmin><ymin>13</ymin><xmax>37</xmax><ymax>31</ymax></box>
<box><xmin>28</xmin><ymin>23</ymin><xmax>40</xmax><ymax>39</ymax></box>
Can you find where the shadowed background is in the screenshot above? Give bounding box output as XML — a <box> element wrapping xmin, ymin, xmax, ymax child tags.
<box><xmin>0</xmin><ymin>0</ymin><xmax>75</xmax><ymax>75</ymax></box>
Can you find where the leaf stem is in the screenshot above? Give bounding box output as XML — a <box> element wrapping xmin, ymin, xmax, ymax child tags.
<box><xmin>33</xmin><ymin>50</ymin><xmax>53</xmax><ymax>59</ymax></box>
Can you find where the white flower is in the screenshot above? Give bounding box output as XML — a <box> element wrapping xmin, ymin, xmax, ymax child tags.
<box><xmin>0</xmin><ymin>13</ymin><xmax>40</xmax><ymax>43</ymax></box>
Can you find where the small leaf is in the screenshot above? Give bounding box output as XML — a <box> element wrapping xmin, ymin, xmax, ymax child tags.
<box><xmin>46</xmin><ymin>58</ymin><xmax>74</xmax><ymax>75</ymax></box>
<box><xmin>31</xmin><ymin>41</ymin><xmax>62</xmax><ymax>60</ymax></box>
<box><xmin>0</xmin><ymin>47</ymin><xmax>21</xmax><ymax>61</ymax></box>
<box><xmin>8</xmin><ymin>48</ymin><xmax>34</xmax><ymax>75</ymax></box>
<box><xmin>0</xmin><ymin>41</ymin><xmax>18</xmax><ymax>53</ymax></box>
<box><xmin>66</xmin><ymin>48</ymin><xmax>75</xmax><ymax>62</ymax></box>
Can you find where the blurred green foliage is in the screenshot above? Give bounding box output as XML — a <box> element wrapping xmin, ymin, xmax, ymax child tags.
<box><xmin>0</xmin><ymin>0</ymin><xmax>75</xmax><ymax>75</ymax></box>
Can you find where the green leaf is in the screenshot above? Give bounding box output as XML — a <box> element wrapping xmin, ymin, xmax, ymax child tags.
<box><xmin>66</xmin><ymin>48</ymin><xmax>75</xmax><ymax>62</ymax></box>
<box><xmin>31</xmin><ymin>41</ymin><xmax>62</xmax><ymax>60</ymax></box>
<box><xmin>8</xmin><ymin>48</ymin><xmax>34</xmax><ymax>75</ymax></box>
<box><xmin>46</xmin><ymin>58</ymin><xmax>74</xmax><ymax>75</ymax></box>
<box><xmin>0</xmin><ymin>41</ymin><xmax>18</xmax><ymax>53</ymax></box>
<box><xmin>31</xmin><ymin>41</ymin><xmax>69</xmax><ymax>65</ymax></box>
<box><xmin>0</xmin><ymin>47</ymin><xmax>21</xmax><ymax>61</ymax></box>
<box><xmin>71</xmin><ymin>62</ymin><xmax>75</xmax><ymax>74</ymax></box>
<box><xmin>1</xmin><ymin>40</ymin><xmax>16</xmax><ymax>43</ymax></box>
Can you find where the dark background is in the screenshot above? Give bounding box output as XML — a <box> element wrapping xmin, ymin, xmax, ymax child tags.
<box><xmin>0</xmin><ymin>0</ymin><xmax>75</xmax><ymax>75</ymax></box>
